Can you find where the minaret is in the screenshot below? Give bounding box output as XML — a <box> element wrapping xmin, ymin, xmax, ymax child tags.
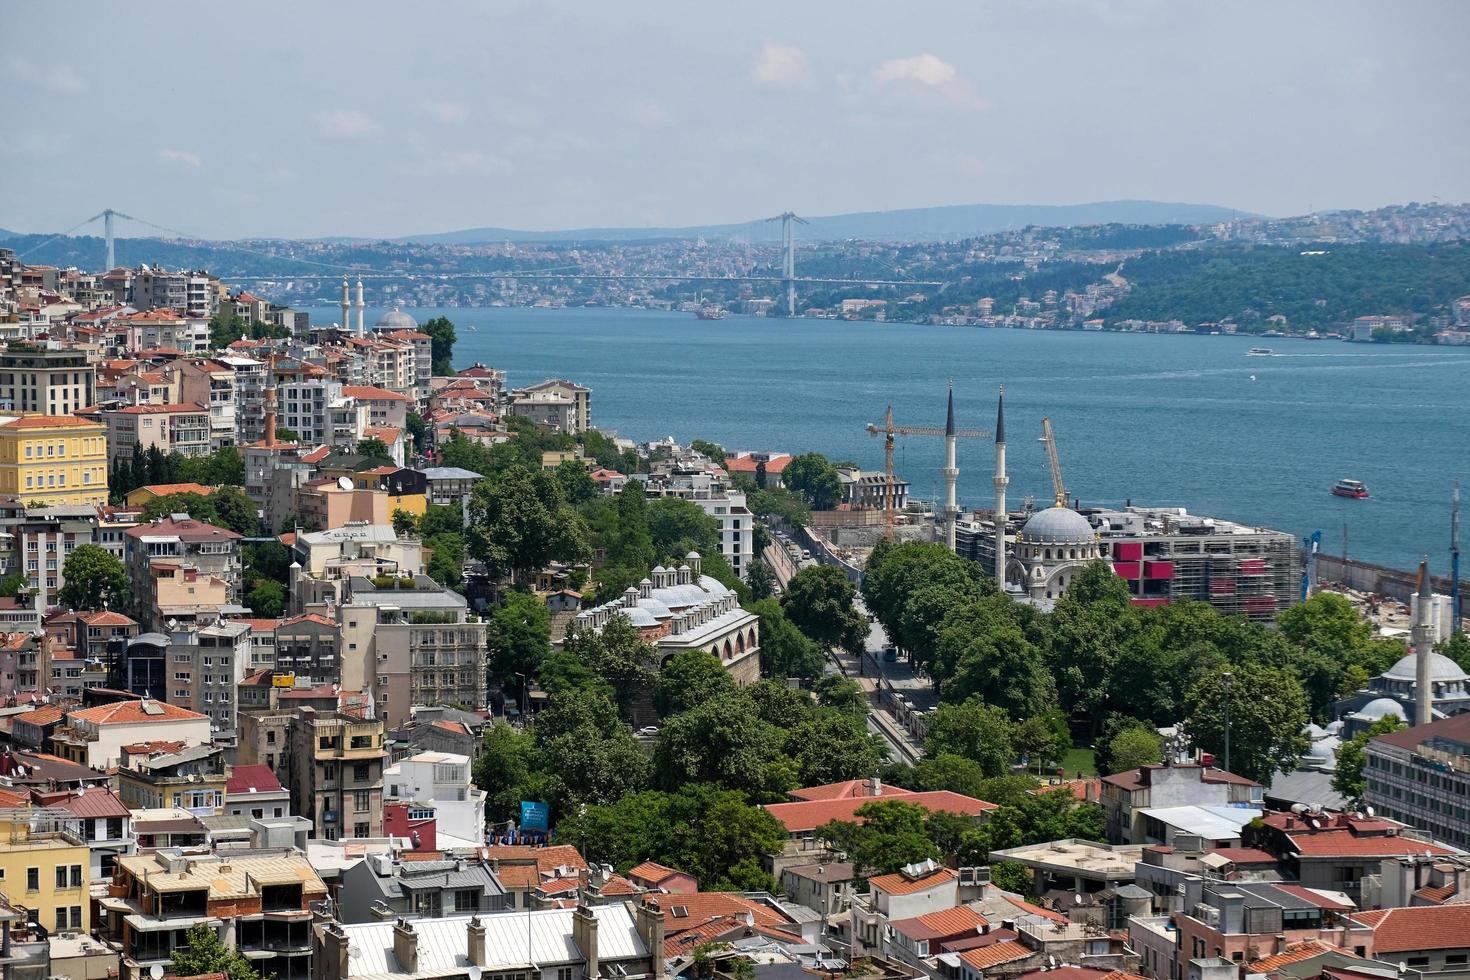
<box><xmin>340</xmin><ymin>277</ymin><xmax>350</xmax><ymax>333</ymax></box>
<box><xmin>355</xmin><ymin>278</ymin><xmax>366</xmax><ymax>337</ymax></box>
<box><xmin>943</xmin><ymin>382</ymin><xmax>959</xmax><ymax>551</ymax></box>
<box><xmin>992</xmin><ymin>386</ymin><xmax>1008</xmax><ymax>588</ymax></box>
<box><xmin>1413</xmin><ymin>556</ymin><xmax>1434</xmax><ymax>727</ymax></box>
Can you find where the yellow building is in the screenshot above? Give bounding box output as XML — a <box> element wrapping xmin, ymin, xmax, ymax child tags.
<box><xmin>0</xmin><ymin>415</ymin><xmax>108</xmax><ymax>506</ymax></box>
<box><xmin>0</xmin><ymin>820</ymin><xmax>93</xmax><ymax>934</ymax></box>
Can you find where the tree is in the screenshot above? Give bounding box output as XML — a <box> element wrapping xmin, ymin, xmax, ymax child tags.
<box><xmin>532</xmin><ymin>689</ymin><xmax>650</xmax><ymax>816</ymax></box>
<box><xmin>357</xmin><ymin>437</ymin><xmax>393</xmax><ymax>461</ymax></box>
<box><xmin>817</xmin><ymin>800</ymin><xmax>939</xmax><ymax>876</ymax></box>
<box><xmin>910</xmin><ymin>753</ymin><xmax>993</xmax><ymax>798</ymax></box>
<box><xmin>1440</xmin><ymin>632</ymin><xmax>1470</xmax><ymax>673</ymax></box>
<box><xmin>924</xmin><ymin>697</ymin><xmax>1016</xmax><ymax>777</ymax></box>
<box><xmin>690</xmin><ymin>440</ymin><xmax>726</xmax><ymax>464</ymax></box>
<box><xmin>391</xmin><ymin>509</ymin><xmax>419</xmax><ymax>537</ymax></box>
<box><xmin>940</xmin><ymin>617</ymin><xmax>1055</xmax><ymax>719</ymax></box>
<box><xmin>58</xmin><ymin>545</ymin><xmax>128</xmax><ymax>611</ymax></box>
<box><xmin>207</xmin><ymin>311</ymin><xmax>247</xmax><ymax>351</ymax></box>
<box><xmin>422</xmin><ymin>315</ymin><xmax>459</xmax><ymax>375</ymax></box>
<box><xmin>553</xmin><ymin>459</ymin><xmax>598</xmax><ymax>506</ymax></box>
<box><xmin>467</xmin><ymin>465</ymin><xmax>588</xmax><ymax>584</ymax></box>
<box><xmin>405</xmin><ymin>411</ymin><xmax>427</xmax><ymax>457</ymax></box>
<box><xmin>785</xmin><ymin>711</ymin><xmax>886</xmax><ymax>785</ymax></box>
<box><xmin>647</xmin><ymin>497</ymin><xmax>720</xmax><ymax>560</ymax></box>
<box><xmin>782</xmin><ymin>566</ymin><xmax>867</xmax><ymax>653</ymax></box>
<box><xmin>1182</xmin><ymin>663</ymin><xmax>1310</xmax><ymax>784</ymax></box>
<box><xmin>653</xmin><ymin>692</ymin><xmax>795</xmax><ymax>799</ymax></box>
<box><xmin>749</xmin><ymin>599</ymin><xmax>825</xmax><ymax>680</ymax></box>
<box><xmin>1047</xmin><ymin>561</ymin><xmax>1136</xmax><ymax>731</ymax></box>
<box><xmin>754</xmin><ymin>460</ymin><xmax>768</xmax><ymax>489</ymax></box>
<box><xmin>274</xmin><ymin>426</ymin><xmax>300</xmax><ymax>443</ymax></box>
<box><xmin>172</xmin><ymin>922</ymin><xmax>261</xmax><ymax>980</ymax></box>
<box><xmin>989</xmin><ymin>860</ymin><xmax>1033</xmax><ymax>895</ymax></box>
<box><xmin>656</xmin><ymin>650</ymin><xmax>735</xmax><ymax>716</ymax></box>
<box><xmin>1095</xmin><ymin>716</ymin><xmax>1164</xmax><ymax>775</ymax></box>
<box><xmin>782</xmin><ymin>452</ymin><xmax>842</xmax><ymax>510</ymax></box>
<box><xmin>421</xmin><ymin>503</ymin><xmax>464</xmax><ymax>538</ymax></box>
<box><xmin>425</xmin><ymin>531</ymin><xmax>467</xmax><ymax>589</ymax></box>
<box><xmin>246</xmin><ymin>580</ymin><xmax>286</xmax><ymax>618</ymax></box>
<box><xmin>488</xmin><ymin>592</ymin><xmax>552</xmax><ymax>699</ymax></box>
<box><xmin>1333</xmin><ymin>713</ymin><xmax>1405</xmax><ymax>804</ymax></box>
<box><xmin>812</xmin><ymin>674</ymin><xmax>867</xmax><ymax>716</ymax></box>
<box><xmin>746</xmin><ymin>559</ymin><xmax>776</xmax><ymax>602</ymax></box>
<box><xmin>562</xmin><ymin>616</ymin><xmax>658</xmax><ymax>716</ymax></box>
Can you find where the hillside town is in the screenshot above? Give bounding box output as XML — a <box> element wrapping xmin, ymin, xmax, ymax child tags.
<box><xmin>0</xmin><ymin>247</ymin><xmax>1463</xmax><ymax>980</ymax></box>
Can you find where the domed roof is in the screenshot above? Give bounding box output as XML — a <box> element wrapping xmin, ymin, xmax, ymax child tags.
<box><xmin>1355</xmin><ymin>697</ymin><xmax>1407</xmax><ymax>721</ymax></box>
<box><xmin>1019</xmin><ymin>507</ymin><xmax>1096</xmax><ymax>544</ymax></box>
<box><xmin>375</xmin><ymin>307</ymin><xmax>418</xmax><ymax>330</ymax></box>
<box><xmin>1382</xmin><ymin>652</ymin><xmax>1469</xmax><ymax>682</ymax></box>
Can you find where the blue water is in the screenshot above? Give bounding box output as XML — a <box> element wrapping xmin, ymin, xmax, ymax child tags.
<box><xmin>311</xmin><ymin>307</ymin><xmax>1470</xmax><ymax>570</ymax></box>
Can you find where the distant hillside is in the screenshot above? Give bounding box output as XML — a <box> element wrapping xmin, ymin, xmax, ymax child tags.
<box><xmin>398</xmin><ymin>200</ymin><xmax>1253</xmax><ymax>245</ymax></box>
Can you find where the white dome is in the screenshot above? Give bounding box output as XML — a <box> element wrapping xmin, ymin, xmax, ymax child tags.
<box><xmin>1020</xmin><ymin>507</ymin><xmax>1096</xmax><ymax>544</ymax></box>
<box><xmin>1382</xmin><ymin>652</ymin><xmax>1469</xmax><ymax>683</ymax></box>
<box><xmin>1355</xmin><ymin>697</ymin><xmax>1407</xmax><ymax>721</ymax></box>
<box><xmin>375</xmin><ymin>307</ymin><xmax>419</xmax><ymax>330</ymax></box>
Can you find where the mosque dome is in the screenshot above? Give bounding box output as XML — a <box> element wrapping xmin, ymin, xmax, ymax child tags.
<box><xmin>1382</xmin><ymin>652</ymin><xmax>1469</xmax><ymax>682</ymax></box>
<box><xmin>1355</xmin><ymin>697</ymin><xmax>1407</xmax><ymax>721</ymax></box>
<box><xmin>375</xmin><ymin>307</ymin><xmax>419</xmax><ymax>330</ymax></box>
<box><xmin>1019</xmin><ymin>507</ymin><xmax>1096</xmax><ymax>544</ymax></box>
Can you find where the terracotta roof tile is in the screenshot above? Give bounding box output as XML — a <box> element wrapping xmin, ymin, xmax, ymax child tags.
<box><xmin>869</xmin><ymin>867</ymin><xmax>955</xmax><ymax>897</ymax></box>
<box><xmin>226</xmin><ymin>764</ymin><xmax>285</xmax><ymax>796</ymax></box>
<box><xmin>68</xmin><ymin>699</ymin><xmax>207</xmax><ymax>725</ymax></box>
<box><xmin>1249</xmin><ymin>939</ymin><xmax>1355</xmax><ymax>972</ymax></box>
<box><xmin>1352</xmin><ymin>905</ymin><xmax>1470</xmax><ymax>953</ymax></box>
<box><xmin>764</xmin><ymin>790</ymin><xmax>993</xmax><ymax>832</ymax></box>
<box><xmin>957</xmin><ymin>940</ymin><xmax>1033</xmax><ymax>971</ymax></box>
<box><xmin>890</xmin><ymin>905</ymin><xmax>987</xmax><ymax>941</ymax></box>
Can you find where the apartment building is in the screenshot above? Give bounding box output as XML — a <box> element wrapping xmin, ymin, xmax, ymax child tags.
<box><xmin>1363</xmin><ymin>713</ymin><xmax>1470</xmax><ymax>851</ymax></box>
<box><xmin>0</xmin><ymin>415</ymin><xmax>108</xmax><ymax>506</ymax></box>
<box><xmin>128</xmin><ymin>267</ymin><xmax>218</xmax><ymax>320</ymax></box>
<box><xmin>116</xmin><ymin>308</ymin><xmax>205</xmax><ymax>352</ymax></box>
<box><xmin>162</xmin><ymin>620</ymin><xmax>250</xmax><ymax>743</ymax></box>
<box><xmin>175</xmin><ymin>358</ymin><xmax>238</xmax><ymax>449</ymax></box>
<box><xmin>97</xmin><ymin>403</ymin><xmax>211</xmax><ymax>460</ymax></box>
<box><xmin>338</xmin><ymin>853</ymin><xmax>506</xmax><ymax>922</ymax></box>
<box><xmin>116</xmin><ymin>744</ymin><xmax>227</xmax><ymax>815</ymax></box>
<box><xmin>2</xmin><ymin>503</ymin><xmax>101</xmax><ymax>606</ymax></box>
<box><xmin>0</xmin><ymin>347</ymin><xmax>96</xmax><ymax>416</ymax></box>
<box><xmin>288</xmin><ymin>707</ymin><xmax>387</xmax><ymax>840</ymax></box>
<box><xmin>0</xmin><ymin>819</ymin><xmax>93</xmax><ymax>936</ymax></box>
<box><xmin>272</xmin><ymin>613</ymin><xmax>341</xmax><ymax>685</ymax></box>
<box><xmin>51</xmin><ymin>698</ymin><xmax>211</xmax><ymax>769</ymax></box>
<box><xmin>123</xmin><ymin>515</ymin><xmax>242</xmax><ymax>629</ymax></box>
<box><xmin>511</xmin><ymin>378</ymin><xmax>591</xmax><ymax>432</ymax></box>
<box><xmin>1101</xmin><ymin>762</ymin><xmax>1263</xmax><ymax>844</ymax></box>
<box><xmin>338</xmin><ymin>575</ymin><xmax>487</xmax><ymax>729</ymax></box>
<box><xmin>383</xmin><ymin>751</ymin><xmax>486</xmax><ymax>846</ymax></box>
<box><xmin>342</xmin><ymin>384</ymin><xmax>411</xmax><ymax>429</ymax></box>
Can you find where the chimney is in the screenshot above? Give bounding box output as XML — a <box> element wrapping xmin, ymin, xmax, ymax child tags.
<box><xmin>572</xmin><ymin>903</ymin><xmax>600</xmax><ymax>980</ymax></box>
<box><xmin>320</xmin><ymin>921</ymin><xmax>351</xmax><ymax>980</ymax></box>
<box><xmin>467</xmin><ymin>915</ymin><xmax>486</xmax><ymax>967</ymax></box>
<box><xmin>687</xmin><ymin>552</ymin><xmax>702</xmax><ymax>578</ymax></box>
<box><xmin>634</xmin><ymin>901</ymin><xmax>666</xmax><ymax>980</ymax></box>
<box><xmin>868</xmin><ymin>776</ymin><xmax>881</xmax><ymax>798</ymax></box>
<box><xmin>392</xmin><ymin>918</ymin><xmax>419</xmax><ymax>974</ymax></box>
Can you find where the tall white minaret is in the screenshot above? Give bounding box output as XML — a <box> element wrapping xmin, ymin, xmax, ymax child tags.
<box><xmin>355</xmin><ymin>278</ymin><xmax>366</xmax><ymax>337</ymax></box>
<box><xmin>992</xmin><ymin>386</ymin><xmax>1008</xmax><ymax>588</ymax></box>
<box><xmin>340</xmin><ymin>277</ymin><xmax>350</xmax><ymax>333</ymax></box>
<box><xmin>1413</xmin><ymin>556</ymin><xmax>1434</xmax><ymax>727</ymax></box>
<box><xmin>943</xmin><ymin>382</ymin><xmax>959</xmax><ymax>551</ymax></box>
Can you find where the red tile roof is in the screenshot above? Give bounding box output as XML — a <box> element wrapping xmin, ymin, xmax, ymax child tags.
<box><xmin>1412</xmin><ymin>882</ymin><xmax>1457</xmax><ymax>904</ymax></box>
<box><xmin>0</xmin><ymin>415</ymin><xmax>104</xmax><ymax>430</ymax></box>
<box><xmin>47</xmin><ymin>786</ymin><xmax>131</xmax><ymax>819</ymax></box>
<box><xmin>1287</xmin><ymin>828</ymin><xmax>1458</xmax><ymax>858</ymax></box>
<box><xmin>107</xmin><ymin>402</ymin><xmax>206</xmax><ymax>415</ymax></box>
<box><xmin>18</xmin><ymin>705</ymin><xmax>65</xmax><ymax>727</ymax></box>
<box><xmin>869</xmin><ymin>867</ymin><xmax>955</xmax><ymax>897</ymax></box>
<box><xmin>124</xmin><ymin>515</ymin><xmax>240</xmax><ymax>542</ymax></box>
<box><xmin>226</xmin><ymin>764</ymin><xmax>285</xmax><ymax>796</ymax></box>
<box><xmin>134</xmin><ymin>483</ymin><xmax>215</xmax><ymax>497</ymax></box>
<box><xmin>1207</xmin><ymin>847</ymin><xmax>1279</xmax><ymax>865</ymax></box>
<box><xmin>78</xmin><ymin>611</ymin><xmax>138</xmax><ymax>627</ymax></box>
<box><xmin>764</xmin><ymin>790</ymin><xmax>994</xmax><ymax>832</ymax></box>
<box><xmin>1248</xmin><ymin>939</ymin><xmax>1354</xmax><ymax>973</ymax></box>
<box><xmin>1351</xmin><ymin>905</ymin><xmax>1470</xmax><ymax>953</ymax></box>
<box><xmin>787</xmin><ymin>779</ymin><xmax>918</xmax><ymax>802</ymax></box>
<box><xmin>645</xmin><ymin>892</ymin><xmax>796</xmax><ymax>939</ymax></box>
<box><xmin>957</xmin><ymin>940</ymin><xmax>1033</xmax><ymax>971</ymax></box>
<box><xmin>342</xmin><ymin>385</ymin><xmax>411</xmax><ymax>401</ymax></box>
<box><xmin>890</xmin><ymin>905</ymin><xmax>987</xmax><ymax>942</ymax></box>
<box><xmin>628</xmin><ymin>861</ymin><xmax>683</xmax><ymax>883</ymax></box>
<box><xmin>69</xmin><ymin>699</ymin><xmax>207</xmax><ymax>725</ymax></box>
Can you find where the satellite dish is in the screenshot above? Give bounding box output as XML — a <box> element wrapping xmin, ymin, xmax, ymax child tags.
<box><xmin>1074</xmin><ymin>894</ymin><xmax>1084</xmax><ymax>906</ymax></box>
<box><xmin>1365</xmin><ymin>806</ymin><xmax>1375</xmax><ymax>817</ymax></box>
<box><xmin>468</xmin><ymin>968</ymin><xmax>482</xmax><ymax>980</ymax></box>
<box><xmin>338</xmin><ymin>476</ymin><xmax>355</xmax><ymax>491</ymax></box>
<box><xmin>151</xmin><ymin>966</ymin><xmax>165</xmax><ymax>980</ymax></box>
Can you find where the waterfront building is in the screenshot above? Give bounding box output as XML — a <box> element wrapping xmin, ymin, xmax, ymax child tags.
<box><xmin>510</xmin><ymin>378</ymin><xmax>591</xmax><ymax>432</ymax></box>
<box><xmin>0</xmin><ymin>415</ymin><xmax>108</xmax><ymax>508</ymax></box>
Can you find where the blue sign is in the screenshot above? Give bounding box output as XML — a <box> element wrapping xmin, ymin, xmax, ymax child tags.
<box><xmin>520</xmin><ymin>800</ymin><xmax>550</xmax><ymax>833</ymax></box>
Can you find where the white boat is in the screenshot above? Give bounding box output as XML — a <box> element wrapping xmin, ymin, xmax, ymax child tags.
<box><xmin>1246</xmin><ymin>347</ymin><xmax>1273</xmax><ymax>356</ymax></box>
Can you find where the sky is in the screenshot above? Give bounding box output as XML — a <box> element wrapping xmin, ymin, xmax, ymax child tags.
<box><xmin>4</xmin><ymin>0</ymin><xmax>1469</xmax><ymax>240</ymax></box>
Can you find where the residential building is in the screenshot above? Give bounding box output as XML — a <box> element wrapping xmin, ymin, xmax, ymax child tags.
<box><xmin>116</xmin><ymin>743</ymin><xmax>227</xmax><ymax>815</ymax></box>
<box><xmin>158</xmin><ymin>620</ymin><xmax>250</xmax><ymax>742</ymax></box>
<box><xmin>51</xmin><ymin>698</ymin><xmax>211</xmax><ymax>769</ymax></box>
<box><xmin>128</xmin><ymin>267</ymin><xmax>218</xmax><ymax>320</ymax></box>
<box><xmin>383</xmin><ymin>751</ymin><xmax>485</xmax><ymax>846</ymax></box>
<box><xmin>37</xmin><ymin>785</ymin><xmax>135</xmax><ymax>883</ymax></box>
<box><xmin>337</xmin><ymin>853</ymin><xmax>507</xmax><ymax>922</ymax></box>
<box><xmin>1345</xmin><ymin>905</ymin><xmax>1470</xmax><ymax>974</ymax></box>
<box><xmin>0</xmin><ymin>817</ymin><xmax>93</xmax><ymax>936</ymax></box>
<box><xmin>0</xmin><ymin>347</ymin><xmax>96</xmax><ymax>416</ymax></box>
<box><xmin>1245</xmin><ymin>809</ymin><xmax>1460</xmax><ymax>904</ymax></box>
<box><xmin>511</xmin><ymin>378</ymin><xmax>591</xmax><ymax>433</ymax></box>
<box><xmin>342</xmin><ymin>385</ymin><xmax>411</xmax><ymax>430</ymax></box>
<box><xmin>627</xmin><ymin>861</ymin><xmax>699</xmax><ymax>895</ymax></box>
<box><xmin>288</xmin><ymin>707</ymin><xmax>387</xmax><ymax>841</ymax></box>
<box><xmin>505</xmin><ymin>390</ymin><xmax>577</xmax><ymax>432</ymax></box>
<box><xmin>337</xmin><ymin>575</ymin><xmax>487</xmax><ymax>730</ymax></box>
<box><xmin>314</xmin><ymin>903</ymin><xmax>663</xmax><ymax>980</ymax></box>
<box><xmin>852</xmin><ymin>860</ymin><xmax>958</xmax><ymax>952</ymax></box>
<box><xmin>175</xmin><ymin>358</ymin><xmax>238</xmax><ymax>449</ymax></box>
<box><xmin>1168</xmin><ymin>879</ymin><xmax>1367</xmax><ymax>971</ymax></box>
<box><xmin>104</xmin><ymin>849</ymin><xmax>327</xmax><ymax>980</ymax></box>
<box><xmin>97</xmin><ymin>403</ymin><xmax>212</xmax><ymax>460</ymax></box>
<box><xmin>990</xmin><ymin>839</ymin><xmax>1147</xmax><ymax>908</ymax></box>
<box><xmin>482</xmin><ymin>843</ymin><xmax>588</xmax><ymax>910</ymax></box>
<box><xmin>1101</xmin><ymin>762</ymin><xmax>1263</xmax><ymax>844</ymax></box>
<box><xmin>1363</xmin><ymin>713</ymin><xmax>1470</xmax><ymax>851</ymax></box>
<box><xmin>273</xmin><ymin>613</ymin><xmax>341</xmax><ymax>685</ymax></box>
<box><xmin>124</xmin><ymin>515</ymin><xmax>242</xmax><ymax>629</ymax></box>
<box><xmin>780</xmin><ymin>862</ymin><xmax>857</xmax><ymax>919</ymax></box>
<box><xmin>421</xmin><ymin>466</ymin><xmax>482</xmax><ymax>510</ymax></box>
<box><xmin>223</xmin><ymin>763</ymin><xmax>292</xmax><ymax>820</ymax></box>
<box><xmin>0</xmin><ymin>415</ymin><xmax>108</xmax><ymax>506</ymax></box>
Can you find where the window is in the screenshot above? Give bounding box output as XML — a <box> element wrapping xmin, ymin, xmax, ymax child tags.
<box><xmin>354</xmin><ymin>763</ymin><xmax>370</xmax><ymax>782</ymax></box>
<box><xmin>55</xmin><ymin>908</ymin><xmax>66</xmax><ymax>931</ymax></box>
<box><xmin>70</xmin><ymin>906</ymin><xmax>82</xmax><ymax>929</ymax></box>
<box><xmin>70</xmin><ymin>865</ymin><xmax>82</xmax><ymax>888</ymax></box>
<box><xmin>353</xmin><ymin>822</ymin><xmax>370</xmax><ymax>839</ymax></box>
<box><xmin>56</xmin><ymin>867</ymin><xmax>67</xmax><ymax>888</ymax></box>
<box><xmin>26</xmin><ymin>867</ymin><xmax>37</xmax><ymax>891</ymax></box>
<box><xmin>354</xmin><ymin>790</ymin><xmax>371</xmax><ymax>812</ymax></box>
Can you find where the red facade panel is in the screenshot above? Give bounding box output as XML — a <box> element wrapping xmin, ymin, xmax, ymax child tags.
<box><xmin>1113</xmin><ymin>561</ymin><xmax>1141</xmax><ymax>580</ymax></box>
<box><xmin>1144</xmin><ymin>561</ymin><xmax>1174</xmax><ymax>579</ymax></box>
<box><xmin>1113</xmin><ymin>542</ymin><xmax>1144</xmax><ymax>561</ymax></box>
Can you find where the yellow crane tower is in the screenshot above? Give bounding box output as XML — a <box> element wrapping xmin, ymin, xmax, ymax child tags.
<box><xmin>1040</xmin><ymin>416</ymin><xmax>1067</xmax><ymax>508</ymax></box>
<box><xmin>867</xmin><ymin>390</ymin><xmax>989</xmax><ymax>542</ymax></box>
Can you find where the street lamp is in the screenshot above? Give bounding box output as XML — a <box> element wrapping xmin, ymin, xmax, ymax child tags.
<box><xmin>1221</xmin><ymin>671</ymin><xmax>1234</xmax><ymax>774</ymax></box>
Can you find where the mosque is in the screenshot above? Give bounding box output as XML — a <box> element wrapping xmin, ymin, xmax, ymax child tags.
<box><xmin>1334</xmin><ymin>651</ymin><xmax>1470</xmax><ymax>738</ymax></box>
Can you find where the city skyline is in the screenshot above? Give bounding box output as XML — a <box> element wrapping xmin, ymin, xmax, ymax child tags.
<box><xmin>5</xmin><ymin>0</ymin><xmax>1470</xmax><ymax>240</ymax></box>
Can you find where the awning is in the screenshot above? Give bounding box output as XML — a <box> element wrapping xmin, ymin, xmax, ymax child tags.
<box><xmin>124</xmin><ymin>914</ymin><xmax>217</xmax><ymax>932</ymax></box>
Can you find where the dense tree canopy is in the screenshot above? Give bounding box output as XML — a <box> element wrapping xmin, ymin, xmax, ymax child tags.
<box><xmin>58</xmin><ymin>545</ymin><xmax>129</xmax><ymax>611</ymax></box>
<box><xmin>782</xmin><ymin>566</ymin><xmax>868</xmax><ymax>654</ymax></box>
<box><xmin>782</xmin><ymin>452</ymin><xmax>843</xmax><ymax>511</ymax></box>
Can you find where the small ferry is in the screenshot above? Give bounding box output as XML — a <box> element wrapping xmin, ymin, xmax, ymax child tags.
<box><xmin>695</xmin><ymin>306</ymin><xmax>726</xmax><ymax>321</ymax></box>
<box><xmin>1332</xmin><ymin>479</ymin><xmax>1370</xmax><ymax>499</ymax></box>
<box><xmin>1246</xmin><ymin>347</ymin><xmax>1274</xmax><ymax>356</ymax></box>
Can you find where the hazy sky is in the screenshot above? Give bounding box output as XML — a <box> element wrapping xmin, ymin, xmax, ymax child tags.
<box><xmin>5</xmin><ymin>0</ymin><xmax>1468</xmax><ymax>239</ymax></box>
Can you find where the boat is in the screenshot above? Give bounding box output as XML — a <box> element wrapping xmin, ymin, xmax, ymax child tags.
<box><xmin>1246</xmin><ymin>347</ymin><xmax>1274</xmax><ymax>356</ymax></box>
<box><xmin>1332</xmin><ymin>479</ymin><xmax>1370</xmax><ymax>499</ymax></box>
<box><xmin>695</xmin><ymin>307</ymin><xmax>726</xmax><ymax>320</ymax></box>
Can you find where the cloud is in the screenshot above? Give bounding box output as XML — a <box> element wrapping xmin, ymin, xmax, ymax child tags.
<box><xmin>871</xmin><ymin>53</ymin><xmax>987</xmax><ymax>109</ymax></box>
<box><xmin>435</xmin><ymin>150</ymin><xmax>509</xmax><ymax>175</ymax></box>
<box><xmin>317</xmin><ymin>109</ymin><xmax>380</xmax><ymax>137</ymax></box>
<box><xmin>157</xmin><ymin>148</ymin><xmax>203</xmax><ymax>169</ymax></box>
<box><xmin>631</xmin><ymin>101</ymin><xmax>672</xmax><ymax>128</ymax></box>
<box><xmin>752</xmin><ymin>41</ymin><xmax>810</xmax><ymax>87</ymax></box>
<box><xmin>4</xmin><ymin>57</ymin><xmax>88</xmax><ymax>95</ymax></box>
<box><xmin>424</xmin><ymin>100</ymin><xmax>469</xmax><ymax>124</ymax></box>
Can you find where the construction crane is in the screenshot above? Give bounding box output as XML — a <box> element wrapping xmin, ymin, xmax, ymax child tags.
<box><xmin>866</xmin><ymin>391</ymin><xmax>988</xmax><ymax>542</ymax></box>
<box><xmin>1039</xmin><ymin>416</ymin><xmax>1067</xmax><ymax>508</ymax></box>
